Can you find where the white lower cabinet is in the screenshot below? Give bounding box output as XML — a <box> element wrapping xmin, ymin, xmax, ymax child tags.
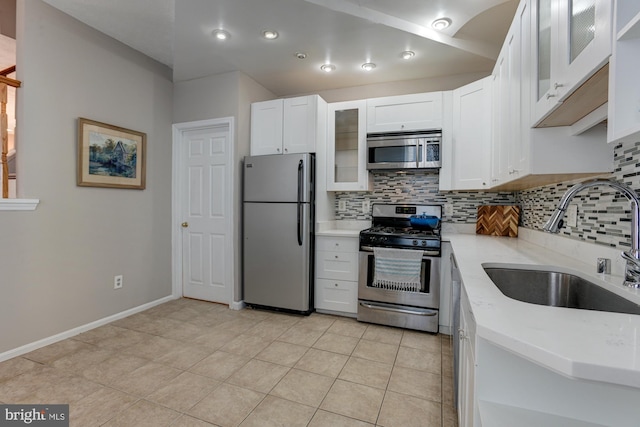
<box><xmin>458</xmin><ymin>288</ymin><xmax>477</xmax><ymax>427</ymax></box>
<box><xmin>315</xmin><ymin>236</ymin><xmax>359</xmax><ymax>315</ymax></box>
<box><xmin>456</xmin><ymin>273</ymin><xmax>640</xmax><ymax>427</ymax></box>
<box><xmin>315</xmin><ymin>279</ymin><xmax>357</xmax><ymax>314</ymax></box>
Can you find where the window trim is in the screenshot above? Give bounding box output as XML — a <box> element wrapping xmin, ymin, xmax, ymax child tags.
<box><xmin>0</xmin><ymin>199</ymin><xmax>40</xmax><ymax>211</ymax></box>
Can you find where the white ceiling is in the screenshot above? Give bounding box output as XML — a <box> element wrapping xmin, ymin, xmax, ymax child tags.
<box><xmin>40</xmin><ymin>0</ymin><xmax>518</xmax><ymax>97</ymax></box>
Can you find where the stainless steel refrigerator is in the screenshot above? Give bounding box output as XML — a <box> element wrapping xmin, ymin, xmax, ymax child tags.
<box><xmin>243</xmin><ymin>153</ymin><xmax>314</xmax><ymax>314</ymax></box>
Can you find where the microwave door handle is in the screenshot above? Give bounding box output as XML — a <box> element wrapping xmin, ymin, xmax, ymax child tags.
<box><xmin>416</xmin><ymin>139</ymin><xmax>421</xmax><ymax>168</ymax></box>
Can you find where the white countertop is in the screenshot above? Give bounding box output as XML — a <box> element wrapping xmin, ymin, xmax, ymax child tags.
<box><xmin>446</xmin><ymin>232</ymin><xmax>640</xmax><ymax>389</ymax></box>
<box><xmin>316</xmin><ymin>220</ymin><xmax>370</xmax><ymax>237</ymax></box>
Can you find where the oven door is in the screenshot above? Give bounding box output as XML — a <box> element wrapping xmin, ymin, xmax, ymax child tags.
<box><xmin>358</xmin><ymin>250</ymin><xmax>440</xmax><ymax>308</ymax></box>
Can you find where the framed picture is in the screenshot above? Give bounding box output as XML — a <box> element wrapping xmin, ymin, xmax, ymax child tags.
<box><xmin>77</xmin><ymin>118</ymin><xmax>146</xmax><ymax>189</ymax></box>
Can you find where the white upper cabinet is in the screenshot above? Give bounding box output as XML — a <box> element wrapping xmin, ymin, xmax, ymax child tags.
<box><xmin>366</xmin><ymin>92</ymin><xmax>443</xmax><ymax>133</ymax></box>
<box><xmin>488</xmin><ymin>0</ymin><xmax>613</xmax><ymax>191</ymax></box>
<box><xmin>439</xmin><ymin>78</ymin><xmax>492</xmax><ymax>191</ymax></box>
<box><xmin>251</xmin><ymin>99</ymin><xmax>283</xmax><ymax>156</ymax></box>
<box><xmin>607</xmin><ymin>0</ymin><xmax>640</xmax><ymax>144</ymax></box>
<box><xmin>532</xmin><ymin>0</ymin><xmax>612</xmax><ymax>125</ymax></box>
<box><xmin>250</xmin><ymin>95</ymin><xmax>325</xmax><ymax>156</ymax></box>
<box><xmin>326</xmin><ymin>100</ymin><xmax>372</xmax><ymax>192</ymax></box>
<box><xmin>492</xmin><ymin>0</ymin><xmax>531</xmax><ymax>187</ymax></box>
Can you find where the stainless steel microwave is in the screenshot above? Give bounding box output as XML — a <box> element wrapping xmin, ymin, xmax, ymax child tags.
<box><xmin>366</xmin><ymin>130</ymin><xmax>441</xmax><ymax>170</ymax></box>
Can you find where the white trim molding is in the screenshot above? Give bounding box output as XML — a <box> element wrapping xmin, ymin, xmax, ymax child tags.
<box><xmin>0</xmin><ymin>198</ymin><xmax>39</xmax><ymax>211</ymax></box>
<box><xmin>230</xmin><ymin>300</ymin><xmax>246</xmax><ymax>311</ymax></box>
<box><xmin>0</xmin><ymin>295</ymin><xmax>176</xmax><ymax>362</ymax></box>
<box><xmin>171</xmin><ymin>117</ymin><xmax>236</xmax><ymax>304</ymax></box>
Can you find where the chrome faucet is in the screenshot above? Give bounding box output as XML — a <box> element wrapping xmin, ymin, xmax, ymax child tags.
<box><xmin>543</xmin><ymin>178</ymin><xmax>640</xmax><ymax>288</ymax></box>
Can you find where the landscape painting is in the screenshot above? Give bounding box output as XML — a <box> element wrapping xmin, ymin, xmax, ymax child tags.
<box><xmin>77</xmin><ymin>118</ymin><xmax>146</xmax><ymax>189</ymax></box>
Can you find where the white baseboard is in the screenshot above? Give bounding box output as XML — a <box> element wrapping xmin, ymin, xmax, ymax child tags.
<box><xmin>315</xmin><ymin>308</ymin><xmax>357</xmax><ymax>318</ymax></box>
<box><xmin>0</xmin><ymin>295</ymin><xmax>177</xmax><ymax>363</ymax></box>
<box><xmin>230</xmin><ymin>300</ymin><xmax>246</xmax><ymax>311</ymax></box>
<box><xmin>439</xmin><ymin>325</ymin><xmax>452</xmax><ymax>335</ymax></box>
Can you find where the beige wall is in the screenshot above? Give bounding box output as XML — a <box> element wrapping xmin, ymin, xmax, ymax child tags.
<box><xmin>173</xmin><ymin>71</ymin><xmax>275</xmax><ymax>302</ymax></box>
<box><xmin>0</xmin><ymin>0</ymin><xmax>173</xmax><ymax>354</ymax></box>
<box><xmin>297</xmin><ymin>71</ymin><xmax>491</xmax><ymax>102</ymax></box>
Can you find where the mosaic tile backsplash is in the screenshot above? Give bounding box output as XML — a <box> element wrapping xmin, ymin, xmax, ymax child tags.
<box><xmin>334</xmin><ymin>172</ymin><xmax>517</xmax><ymax>222</ymax></box>
<box><xmin>335</xmin><ymin>140</ymin><xmax>638</xmax><ymax>251</ymax></box>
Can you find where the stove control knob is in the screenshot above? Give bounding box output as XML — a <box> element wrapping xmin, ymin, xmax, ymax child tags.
<box><xmin>422</xmin><ymin>240</ymin><xmax>427</xmax><ymax>247</ymax></box>
<box><xmin>412</xmin><ymin>240</ymin><xmax>418</xmax><ymax>246</ymax></box>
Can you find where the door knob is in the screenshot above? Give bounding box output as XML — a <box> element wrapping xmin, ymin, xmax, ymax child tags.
<box><xmin>181</xmin><ymin>222</ymin><xmax>189</xmax><ymax>228</ymax></box>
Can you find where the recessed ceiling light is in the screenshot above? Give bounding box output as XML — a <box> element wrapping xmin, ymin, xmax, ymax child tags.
<box><xmin>401</xmin><ymin>51</ymin><xmax>415</xmax><ymax>60</ymax></box>
<box><xmin>432</xmin><ymin>18</ymin><xmax>452</xmax><ymax>30</ymax></box>
<box><xmin>361</xmin><ymin>62</ymin><xmax>376</xmax><ymax>71</ymax></box>
<box><xmin>212</xmin><ymin>29</ymin><xmax>231</xmax><ymax>40</ymax></box>
<box><xmin>262</xmin><ymin>30</ymin><xmax>279</xmax><ymax>40</ymax></box>
<box><xmin>320</xmin><ymin>64</ymin><xmax>336</xmax><ymax>72</ymax></box>
<box><xmin>295</xmin><ymin>52</ymin><xmax>307</xmax><ymax>60</ymax></box>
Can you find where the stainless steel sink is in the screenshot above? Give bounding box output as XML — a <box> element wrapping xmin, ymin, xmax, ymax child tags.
<box><xmin>483</xmin><ymin>266</ymin><xmax>640</xmax><ymax>315</ymax></box>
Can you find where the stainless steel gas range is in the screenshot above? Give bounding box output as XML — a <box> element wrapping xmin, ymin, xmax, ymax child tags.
<box><xmin>358</xmin><ymin>203</ymin><xmax>441</xmax><ymax>333</ymax></box>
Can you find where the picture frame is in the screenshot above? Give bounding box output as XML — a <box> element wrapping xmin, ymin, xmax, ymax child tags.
<box><xmin>77</xmin><ymin>117</ymin><xmax>146</xmax><ymax>189</ymax></box>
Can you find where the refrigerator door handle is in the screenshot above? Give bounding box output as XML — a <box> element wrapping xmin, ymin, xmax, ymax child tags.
<box><xmin>297</xmin><ymin>159</ymin><xmax>304</xmax><ymax>246</ymax></box>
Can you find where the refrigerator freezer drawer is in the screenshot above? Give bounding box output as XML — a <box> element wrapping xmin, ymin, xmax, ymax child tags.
<box><xmin>243</xmin><ymin>202</ymin><xmax>313</xmax><ymax>312</ymax></box>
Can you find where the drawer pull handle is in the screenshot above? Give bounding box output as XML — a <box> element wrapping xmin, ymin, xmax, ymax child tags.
<box><xmin>335</xmin><ymin>255</ymin><xmax>339</xmax><ymax>259</ymax></box>
<box><xmin>334</xmin><ymin>283</ymin><xmax>338</xmax><ymax>287</ymax></box>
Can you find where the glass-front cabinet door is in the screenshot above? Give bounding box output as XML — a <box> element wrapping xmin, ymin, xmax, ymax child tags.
<box><xmin>326</xmin><ymin>100</ymin><xmax>371</xmax><ymax>191</ymax></box>
<box><xmin>532</xmin><ymin>0</ymin><xmax>611</xmax><ymax>125</ymax></box>
<box><xmin>534</xmin><ymin>0</ymin><xmax>557</xmax><ymax>120</ymax></box>
<box><xmin>555</xmin><ymin>0</ymin><xmax>611</xmax><ymax>95</ymax></box>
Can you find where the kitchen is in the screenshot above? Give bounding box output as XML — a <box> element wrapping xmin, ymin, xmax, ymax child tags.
<box><xmin>235</xmin><ymin>0</ymin><xmax>640</xmax><ymax>424</ymax></box>
<box><xmin>2</xmin><ymin>0</ymin><xmax>640</xmax><ymax>426</ymax></box>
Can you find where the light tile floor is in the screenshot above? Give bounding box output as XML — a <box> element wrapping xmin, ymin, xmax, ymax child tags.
<box><xmin>0</xmin><ymin>298</ymin><xmax>458</xmax><ymax>427</ymax></box>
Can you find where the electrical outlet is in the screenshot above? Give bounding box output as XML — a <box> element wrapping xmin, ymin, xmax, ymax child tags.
<box><xmin>444</xmin><ymin>204</ymin><xmax>454</xmax><ymax>217</ymax></box>
<box><xmin>567</xmin><ymin>205</ymin><xmax>578</xmax><ymax>227</ymax></box>
<box><xmin>114</xmin><ymin>275</ymin><xmax>123</xmax><ymax>290</ymax></box>
<box><xmin>338</xmin><ymin>200</ymin><xmax>346</xmax><ymax>211</ymax></box>
<box><xmin>362</xmin><ymin>200</ymin><xmax>371</xmax><ymax>214</ymax></box>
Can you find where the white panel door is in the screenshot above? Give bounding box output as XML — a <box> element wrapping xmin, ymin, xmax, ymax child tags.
<box><xmin>181</xmin><ymin>125</ymin><xmax>231</xmax><ymax>303</ymax></box>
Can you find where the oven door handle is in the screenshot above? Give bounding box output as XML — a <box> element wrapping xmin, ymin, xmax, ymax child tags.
<box><xmin>359</xmin><ymin>302</ymin><xmax>438</xmax><ymax>316</ymax></box>
<box><xmin>360</xmin><ymin>246</ymin><xmax>440</xmax><ymax>257</ymax></box>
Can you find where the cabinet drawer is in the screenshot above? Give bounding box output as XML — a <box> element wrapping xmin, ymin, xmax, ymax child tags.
<box><xmin>315</xmin><ymin>279</ymin><xmax>357</xmax><ymax>314</ymax></box>
<box><xmin>316</xmin><ymin>250</ymin><xmax>358</xmax><ymax>281</ymax></box>
<box><xmin>316</xmin><ymin>236</ymin><xmax>359</xmax><ymax>253</ymax></box>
